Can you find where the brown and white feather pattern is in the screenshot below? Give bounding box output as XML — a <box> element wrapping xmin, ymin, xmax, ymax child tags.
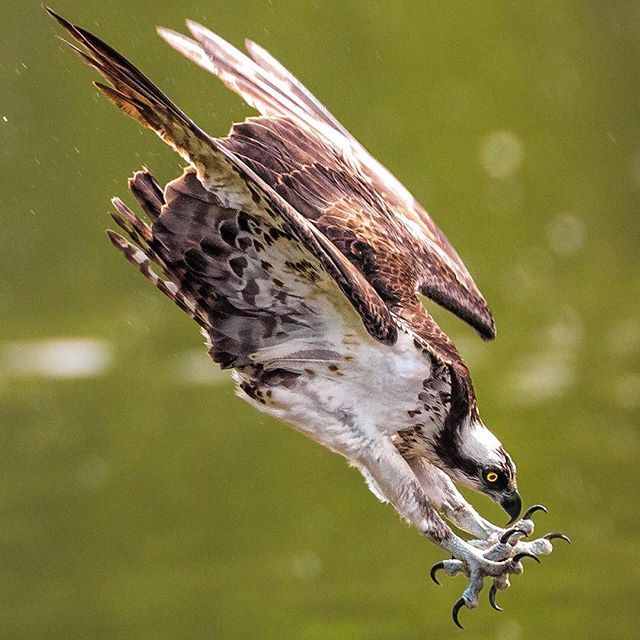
<box><xmin>159</xmin><ymin>22</ymin><xmax>496</xmax><ymax>340</ymax></box>
<box><xmin>49</xmin><ymin>10</ymin><xmax>489</xmax><ymax>462</ymax></box>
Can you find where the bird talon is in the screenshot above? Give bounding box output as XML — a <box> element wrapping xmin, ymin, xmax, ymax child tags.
<box><xmin>430</xmin><ymin>561</ymin><xmax>445</xmax><ymax>585</ymax></box>
<box><xmin>452</xmin><ymin>597</ymin><xmax>467</xmax><ymax>629</ymax></box>
<box><xmin>522</xmin><ymin>504</ymin><xmax>548</xmax><ymax>520</ymax></box>
<box><xmin>544</xmin><ymin>532</ymin><xmax>571</xmax><ymax>544</ymax></box>
<box><xmin>489</xmin><ymin>584</ymin><xmax>503</xmax><ymax>611</ymax></box>
<box><xmin>500</xmin><ymin>527</ymin><xmax>526</xmax><ymax>544</ymax></box>
<box><xmin>513</xmin><ymin>551</ymin><xmax>540</xmax><ymax>564</ymax></box>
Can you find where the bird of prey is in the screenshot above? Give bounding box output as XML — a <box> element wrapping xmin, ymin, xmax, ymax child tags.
<box><xmin>48</xmin><ymin>8</ymin><xmax>568</xmax><ymax>627</ymax></box>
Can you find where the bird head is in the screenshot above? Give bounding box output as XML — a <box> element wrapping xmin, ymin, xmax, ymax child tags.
<box><xmin>433</xmin><ymin>418</ymin><xmax>521</xmax><ymax>523</ymax></box>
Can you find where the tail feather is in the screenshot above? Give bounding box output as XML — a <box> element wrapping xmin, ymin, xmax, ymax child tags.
<box><xmin>109</xmin><ymin>197</ymin><xmax>172</xmax><ymax>283</ymax></box>
<box><xmin>109</xmin><ymin>193</ymin><xmax>210</xmax><ymax>330</ymax></box>
<box><xmin>110</xmin><ymin>197</ymin><xmax>152</xmax><ymax>243</ymax></box>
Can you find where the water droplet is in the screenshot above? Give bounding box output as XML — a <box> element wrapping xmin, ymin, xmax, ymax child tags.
<box><xmin>290</xmin><ymin>552</ymin><xmax>322</xmax><ymax>581</ymax></box>
<box><xmin>606</xmin><ymin>318</ymin><xmax>640</xmax><ymax>357</ymax></box>
<box><xmin>76</xmin><ymin>457</ymin><xmax>110</xmax><ymax>489</ymax></box>
<box><xmin>509</xmin><ymin>357</ymin><xmax>574</xmax><ymax>404</ymax></box>
<box><xmin>175</xmin><ymin>348</ymin><xmax>230</xmax><ymax>385</ymax></box>
<box><xmin>614</xmin><ymin>373</ymin><xmax>640</xmax><ymax>409</ymax></box>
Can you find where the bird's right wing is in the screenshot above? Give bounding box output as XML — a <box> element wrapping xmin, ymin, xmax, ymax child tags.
<box><xmin>48</xmin><ymin>9</ymin><xmax>401</xmax><ymax>371</ymax></box>
<box><xmin>158</xmin><ymin>23</ymin><xmax>496</xmax><ymax>339</ymax></box>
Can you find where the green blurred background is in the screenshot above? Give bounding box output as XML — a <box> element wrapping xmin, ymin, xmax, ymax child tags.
<box><xmin>1</xmin><ymin>1</ymin><xmax>639</xmax><ymax>638</ymax></box>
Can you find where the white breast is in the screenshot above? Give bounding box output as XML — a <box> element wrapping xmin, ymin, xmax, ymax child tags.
<box><xmin>243</xmin><ymin>326</ymin><xmax>435</xmax><ymax>446</ymax></box>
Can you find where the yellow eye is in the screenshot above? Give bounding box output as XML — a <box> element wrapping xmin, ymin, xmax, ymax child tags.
<box><xmin>486</xmin><ymin>471</ymin><xmax>499</xmax><ymax>483</ymax></box>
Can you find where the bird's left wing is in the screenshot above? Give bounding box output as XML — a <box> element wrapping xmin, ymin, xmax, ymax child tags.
<box><xmin>47</xmin><ymin>8</ymin><xmax>398</xmax><ymax>356</ymax></box>
<box><xmin>158</xmin><ymin>23</ymin><xmax>496</xmax><ymax>339</ymax></box>
<box><xmin>48</xmin><ymin>9</ymin><xmax>476</xmax><ymax>415</ymax></box>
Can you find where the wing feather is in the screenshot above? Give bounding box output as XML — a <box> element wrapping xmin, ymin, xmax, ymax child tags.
<box><xmin>48</xmin><ymin>8</ymin><xmax>397</xmax><ymax>350</ymax></box>
<box><xmin>159</xmin><ymin>22</ymin><xmax>496</xmax><ymax>339</ymax></box>
<box><xmin>48</xmin><ymin>9</ymin><xmax>479</xmax><ymax>418</ymax></box>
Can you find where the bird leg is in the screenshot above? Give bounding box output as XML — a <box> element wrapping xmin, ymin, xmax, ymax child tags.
<box><xmin>300</xmin><ymin>427</ymin><xmax>563</xmax><ymax>629</ymax></box>
<box><xmin>433</xmin><ymin>534</ymin><xmax>529</xmax><ymax>628</ymax></box>
<box><xmin>404</xmin><ymin>456</ymin><xmax>569</xmax><ymax>624</ymax></box>
<box><xmin>353</xmin><ymin>439</ymin><xmax>524</xmax><ymax>628</ymax></box>
<box><xmin>406</xmin><ymin>456</ymin><xmax>502</xmax><ymax>540</ymax></box>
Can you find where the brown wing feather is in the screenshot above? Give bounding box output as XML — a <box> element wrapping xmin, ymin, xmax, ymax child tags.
<box><xmin>47</xmin><ymin>8</ymin><xmax>397</xmax><ymax>349</ymax></box>
<box><xmin>222</xmin><ymin>117</ymin><xmax>419</xmax><ymax>306</ymax></box>
<box><xmin>158</xmin><ymin>23</ymin><xmax>496</xmax><ymax>339</ymax></box>
<box><xmin>48</xmin><ymin>9</ymin><xmax>404</xmax><ymax>380</ymax></box>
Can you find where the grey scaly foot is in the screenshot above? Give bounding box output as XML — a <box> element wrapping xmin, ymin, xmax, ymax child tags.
<box><xmin>431</xmin><ymin>506</ymin><xmax>570</xmax><ymax>625</ymax></box>
<box><xmin>470</xmin><ymin>504</ymin><xmax>570</xmax><ymax>561</ymax></box>
<box><xmin>470</xmin><ymin>506</ymin><xmax>570</xmax><ymax>613</ymax></box>
<box><xmin>484</xmin><ymin>528</ymin><xmax>570</xmax><ymax>611</ymax></box>
<box><xmin>430</xmin><ymin>537</ymin><xmax>524</xmax><ymax>628</ymax></box>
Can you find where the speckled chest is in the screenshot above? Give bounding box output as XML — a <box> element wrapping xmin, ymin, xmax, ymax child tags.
<box><xmin>234</xmin><ymin>327</ymin><xmax>452</xmax><ymax>449</ymax></box>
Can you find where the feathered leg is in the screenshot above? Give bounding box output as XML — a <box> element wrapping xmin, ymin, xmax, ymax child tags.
<box><xmin>352</xmin><ymin>438</ymin><xmax>531</xmax><ymax>628</ymax></box>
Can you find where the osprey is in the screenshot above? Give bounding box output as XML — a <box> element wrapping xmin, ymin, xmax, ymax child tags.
<box><xmin>48</xmin><ymin>8</ymin><xmax>568</xmax><ymax>627</ymax></box>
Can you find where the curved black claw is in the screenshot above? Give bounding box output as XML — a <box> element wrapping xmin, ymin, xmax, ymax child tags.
<box><xmin>500</xmin><ymin>527</ymin><xmax>527</xmax><ymax>544</ymax></box>
<box><xmin>430</xmin><ymin>561</ymin><xmax>445</xmax><ymax>585</ymax></box>
<box><xmin>489</xmin><ymin>584</ymin><xmax>503</xmax><ymax>611</ymax></box>
<box><xmin>452</xmin><ymin>598</ymin><xmax>466</xmax><ymax>629</ymax></box>
<box><xmin>544</xmin><ymin>532</ymin><xmax>572</xmax><ymax>544</ymax></box>
<box><xmin>523</xmin><ymin>504</ymin><xmax>548</xmax><ymax>520</ymax></box>
<box><xmin>513</xmin><ymin>551</ymin><xmax>541</xmax><ymax>564</ymax></box>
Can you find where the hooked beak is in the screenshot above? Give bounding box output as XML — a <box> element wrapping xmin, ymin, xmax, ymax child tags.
<box><xmin>500</xmin><ymin>490</ymin><xmax>522</xmax><ymax>524</ymax></box>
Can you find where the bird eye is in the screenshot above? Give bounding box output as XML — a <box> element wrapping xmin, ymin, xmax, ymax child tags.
<box><xmin>485</xmin><ymin>471</ymin><xmax>499</xmax><ymax>483</ymax></box>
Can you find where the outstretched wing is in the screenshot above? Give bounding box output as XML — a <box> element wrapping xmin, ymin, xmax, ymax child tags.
<box><xmin>114</xmin><ymin>167</ymin><xmax>393</xmax><ymax>370</ymax></box>
<box><xmin>47</xmin><ymin>9</ymin><xmax>400</xmax><ymax>375</ymax></box>
<box><xmin>158</xmin><ymin>23</ymin><xmax>496</xmax><ymax>340</ymax></box>
<box><xmin>49</xmin><ymin>10</ymin><xmax>480</xmax><ymax>419</ymax></box>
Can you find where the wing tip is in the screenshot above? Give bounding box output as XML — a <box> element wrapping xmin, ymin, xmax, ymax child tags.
<box><xmin>477</xmin><ymin>301</ymin><xmax>497</xmax><ymax>340</ymax></box>
<box><xmin>156</xmin><ymin>25</ymin><xmax>175</xmax><ymax>41</ymax></box>
<box><xmin>244</xmin><ymin>38</ymin><xmax>262</xmax><ymax>57</ymax></box>
<box><xmin>420</xmin><ymin>283</ymin><xmax>496</xmax><ymax>340</ymax></box>
<box><xmin>156</xmin><ymin>25</ymin><xmax>188</xmax><ymax>47</ymax></box>
<box><xmin>44</xmin><ymin>5</ymin><xmax>70</xmax><ymax>29</ymax></box>
<box><xmin>185</xmin><ymin>19</ymin><xmax>209</xmax><ymax>41</ymax></box>
<box><xmin>106</xmin><ymin>228</ymin><xmax>128</xmax><ymax>250</ymax></box>
<box><xmin>479</xmin><ymin>317</ymin><xmax>497</xmax><ymax>341</ymax></box>
<box><xmin>469</xmin><ymin>303</ymin><xmax>496</xmax><ymax>341</ymax></box>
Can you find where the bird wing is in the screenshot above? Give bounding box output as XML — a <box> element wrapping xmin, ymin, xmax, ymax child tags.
<box><xmin>49</xmin><ymin>10</ymin><xmax>478</xmax><ymax>419</ymax></box>
<box><xmin>158</xmin><ymin>23</ymin><xmax>496</xmax><ymax>340</ymax></box>
<box><xmin>48</xmin><ymin>9</ymin><xmax>401</xmax><ymax>375</ymax></box>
